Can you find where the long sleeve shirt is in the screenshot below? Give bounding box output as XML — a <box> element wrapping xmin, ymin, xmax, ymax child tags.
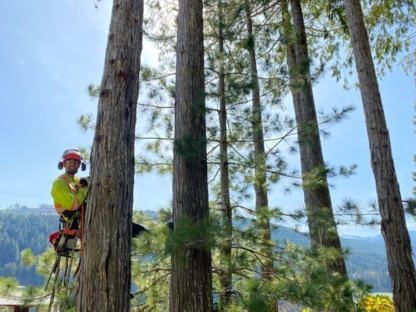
<box><xmin>51</xmin><ymin>173</ymin><xmax>88</xmax><ymax>214</ymax></box>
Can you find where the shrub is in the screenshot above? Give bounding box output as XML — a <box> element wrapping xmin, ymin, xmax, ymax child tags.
<box><xmin>357</xmin><ymin>294</ymin><xmax>394</xmax><ymax>312</ymax></box>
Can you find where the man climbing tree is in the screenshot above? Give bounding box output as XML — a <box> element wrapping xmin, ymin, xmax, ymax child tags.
<box><xmin>75</xmin><ymin>0</ymin><xmax>144</xmax><ymax>311</ymax></box>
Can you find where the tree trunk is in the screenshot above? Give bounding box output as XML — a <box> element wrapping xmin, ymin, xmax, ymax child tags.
<box><xmin>288</xmin><ymin>0</ymin><xmax>347</xmax><ymax>275</ymax></box>
<box><xmin>169</xmin><ymin>0</ymin><xmax>212</xmax><ymax>310</ymax></box>
<box><xmin>244</xmin><ymin>3</ymin><xmax>278</xmax><ymax>311</ymax></box>
<box><xmin>344</xmin><ymin>0</ymin><xmax>416</xmax><ymax>310</ymax></box>
<box><xmin>74</xmin><ymin>0</ymin><xmax>143</xmax><ymax>311</ymax></box>
<box><xmin>218</xmin><ymin>0</ymin><xmax>233</xmax><ymax>307</ymax></box>
<box><xmin>244</xmin><ymin>0</ymin><xmax>274</xmax><ymax>283</ymax></box>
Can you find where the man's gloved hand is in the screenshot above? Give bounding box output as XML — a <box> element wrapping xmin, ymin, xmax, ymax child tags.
<box><xmin>80</xmin><ymin>176</ymin><xmax>90</xmax><ymax>187</ymax></box>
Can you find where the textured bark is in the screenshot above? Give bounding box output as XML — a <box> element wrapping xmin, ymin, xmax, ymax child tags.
<box><xmin>75</xmin><ymin>0</ymin><xmax>143</xmax><ymax>311</ymax></box>
<box><xmin>169</xmin><ymin>0</ymin><xmax>212</xmax><ymax>310</ymax></box>
<box><xmin>287</xmin><ymin>0</ymin><xmax>347</xmax><ymax>275</ymax></box>
<box><xmin>217</xmin><ymin>0</ymin><xmax>233</xmax><ymax>307</ymax></box>
<box><xmin>344</xmin><ymin>0</ymin><xmax>416</xmax><ymax>310</ymax></box>
<box><xmin>244</xmin><ymin>0</ymin><xmax>274</xmax><ymax>284</ymax></box>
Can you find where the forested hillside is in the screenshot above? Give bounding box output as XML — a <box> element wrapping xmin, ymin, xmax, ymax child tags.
<box><xmin>0</xmin><ymin>207</ymin><xmax>58</xmax><ymax>286</ymax></box>
<box><xmin>270</xmin><ymin>226</ymin><xmax>395</xmax><ymax>291</ymax></box>
<box><xmin>0</xmin><ymin>207</ymin><xmax>410</xmax><ymax>292</ymax></box>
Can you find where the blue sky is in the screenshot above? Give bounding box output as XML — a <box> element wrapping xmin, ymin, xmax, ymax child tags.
<box><xmin>1</xmin><ymin>1</ymin><xmax>415</xmax><ymax>236</ymax></box>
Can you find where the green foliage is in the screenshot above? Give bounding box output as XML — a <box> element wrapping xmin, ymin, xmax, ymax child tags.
<box><xmin>0</xmin><ymin>208</ymin><xmax>403</xmax><ymax>309</ymax></box>
<box><xmin>173</xmin><ymin>135</ymin><xmax>207</xmax><ymax>162</ymax></box>
<box><xmin>305</xmin><ymin>0</ymin><xmax>416</xmax><ymax>86</ymax></box>
<box><xmin>129</xmin><ymin>210</ymin><xmax>382</xmax><ymax>310</ymax></box>
<box><xmin>20</xmin><ymin>248</ymin><xmax>36</xmax><ymax>268</ymax></box>
<box><xmin>302</xmin><ymin>165</ymin><xmax>331</xmax><ymax>190</ymax></box>
<box><xmin>86</xmin><ymin>83</ymin><xmax>100</xmax><ymax>98</ymax></box>
<box><xmin>131</xmin><ymin>213</ymin><xmax>172</xmax><ymax>311</ymax></box>
<box><xmin>165</xmin><ymin>215</ymin><xmax>221</xmax><ymax>255</ymax></box>
<box><xmin>78</xmin><ymin>113</ymin><xmax>95</xmax><ymax>132</ymax></box>
<box><xmin>0</xmin><ymin>276</ymin><xmax>19</xmax><ymax>296</ymax></box>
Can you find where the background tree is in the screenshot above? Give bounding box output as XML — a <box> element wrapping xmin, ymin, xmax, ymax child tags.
<box><xmin>75</xmin><ymin>0</ymin><xmax>144</xmax><ymax>310</ymax></box>
<box><xmin>244</xmin><ymin>0</ymin><xmax>274</xmax><ymax>287</ymax></box>
<box><xmin>343</xmin><ymin>0</ymin><xmax>416</xmax><ymax>310</ymax></box>
<box><xmin>286</xmin><ymin>0</ymin><xmax>348</xmax><ymax>276</ymax></box>
<box><xmin>169</xmin><ymin>0</ymin><xmax>213</xmax><ymax>310</ymax></box>
<box><xmin>216</xmin><ymin>0</ymin><xmax>233</xmax><ymax>308</ymax></box>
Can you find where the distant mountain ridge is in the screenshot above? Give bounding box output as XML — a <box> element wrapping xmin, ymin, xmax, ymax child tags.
<box><xmin>0</xmin><ymin>207</ymin><xmax>413</xmax><ymax>291</ymax></box>
<box><xmin>0</xmin><ymin>205</ymin><xmax>56</xmax><ymax>215</ymax></box>
<box><xmin>342</xmin><ymin>231</ymin><xmax>416</xmax><ymax>244</ymax></box>
<box><xmin>2</xmin><ymin>206</ymin><xmax>414</xmax><ymax>251</ymax></box>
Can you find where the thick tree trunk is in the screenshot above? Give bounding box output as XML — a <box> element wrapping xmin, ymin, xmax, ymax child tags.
<box><xmin>288</xmin><ymin>0</ymin><xmax>347</xmax><ymax>275</ymax></box>
<box><xmin>344</xmin><ymin>0</ymin><xmax>416</xmax><ymax>310</ymax></box>
<box><xmin>169</xmin><ymin>0</ymin><xmax>212</xmax><ymax>311</ymax></box>
<box><xmin>218</xmin><ymin>0</ymin><xmax>233</xmax><ymax>307</ymax></box>
<box><xmin>75</xmin><ymin>0</ymin><xmax>143</xmax><ymax>311</ymax></box>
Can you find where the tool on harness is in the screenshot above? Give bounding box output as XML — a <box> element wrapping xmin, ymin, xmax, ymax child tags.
<box><xmin>49</xmin><ymin>211</ymin><xmax>81</xmax><ymax>258</ymax></box>
<box><xmin>56</xmin><ymin>228</ymin><xmax>79</xmax><ymax>258</ymax></box>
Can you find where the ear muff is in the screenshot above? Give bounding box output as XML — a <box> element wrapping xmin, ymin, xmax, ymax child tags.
<box><xmin>58</xmin><ymin>160</ymin><xmax>87</xmax><ymax>171</ymax></box>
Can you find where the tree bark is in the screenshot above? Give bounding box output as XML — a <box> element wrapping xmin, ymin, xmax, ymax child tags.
<box><xmin>75</xmin><ymin>0</ymin><xmax>143</xmax><ymax>311</ymax></box>
<box><xmin>287</xmin><ymin>0</ymin><xmax>347</xmax><ymax>275</ymax></box>
<box><xmin>344</xmin><ymin>0</ymin><xmax>416</xmax><ymax>310</ymax></box>
<box><xmin>169</xmin><ymin>0</ymin><xmax>212</xmax><ymax>310</ymax></box>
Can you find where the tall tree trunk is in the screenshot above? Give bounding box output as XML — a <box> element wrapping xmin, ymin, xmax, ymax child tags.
<box><xmin>245</xmin><ymin>5</ymin><xmax>278</xmax><ymax>308</ymax></box>
<box><xmin>244</xmin><ymin>0</ymin><xmax>275</xmax><ymax>301</ymax></box>
<box><xmin>75</xmin><ymin>0</ymin><xmax>143</xmax><ymax>311</ymax></box>
<box><xmin>169</xmin><ymin>0</ymin><xmax>212</xmax><ymax>310</ymax></box>
<box><xmin>288</xmin><ymin>0</ymin><xmax>347</xmax><ymax>275</ymax></box>
<box><xmin>218</xmin><ymin>0</ymin><xmax>233</xmax><ymax>307</ymax></box>
<box><xmin>344</xmin><ymin>0</ymin><xmax>416</xmax><ymax>310</ymax></box>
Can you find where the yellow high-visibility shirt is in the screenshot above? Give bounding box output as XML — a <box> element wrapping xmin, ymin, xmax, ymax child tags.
<box><xmin>51</xmin><ymin>173</ymin><xmax>88</xmax><ymax>214</ymax></box>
